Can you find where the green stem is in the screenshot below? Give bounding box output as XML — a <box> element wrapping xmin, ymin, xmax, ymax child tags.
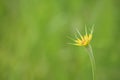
<box><xmin>86</xmin><ymin>44</ymin><xmax>96</xmax><ymax>80</ymax></box>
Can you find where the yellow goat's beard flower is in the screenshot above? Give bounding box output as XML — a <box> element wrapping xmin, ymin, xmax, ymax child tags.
<box><xmin>75</xmin><ymin>34</ymin><xmax>92</xmax><ymax>46</ymax></box>
<box><xmin>73</xmin><ymin>26</ymin><xmax>94</xmax><ymax>47</ymax></box>
<box><xmin>69</xmin><ymin>25</ymin><xmax>95</xmax><ymax>80</ymax></box>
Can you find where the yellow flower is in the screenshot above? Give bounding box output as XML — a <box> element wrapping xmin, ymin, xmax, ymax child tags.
<box><xmin>73</xmin><ymin>26</ymin><xmax>94</xmax><ymax>46</ymax></box>
<box><xmin>69</xmin><ymin>25</ymin><xmax>95</xmax><ymax>80</ymax></box>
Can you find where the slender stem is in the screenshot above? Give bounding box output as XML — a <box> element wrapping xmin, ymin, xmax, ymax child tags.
<box><xmin>86</xmin><ymin>44</ymin><xmax>96</xmax><ymax>80</ymax></box>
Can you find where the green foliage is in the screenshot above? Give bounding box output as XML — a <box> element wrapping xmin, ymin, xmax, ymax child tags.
<box><xmin>0</xmin><ymin>0</ymin><xmax>120</xmax><ymax>80</ymax></box>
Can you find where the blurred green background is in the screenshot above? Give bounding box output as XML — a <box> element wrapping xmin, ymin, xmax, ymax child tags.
<box><xmin>0</xmin><ymin>0</ymin><xmax>120</xmax><ymax>80</ymax></box>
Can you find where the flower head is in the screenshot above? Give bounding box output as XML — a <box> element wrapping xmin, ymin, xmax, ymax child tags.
<box><xmin>73</xmin><ymin>25</ymin><xmax>94</xmax><ymax>47</ymax></box>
